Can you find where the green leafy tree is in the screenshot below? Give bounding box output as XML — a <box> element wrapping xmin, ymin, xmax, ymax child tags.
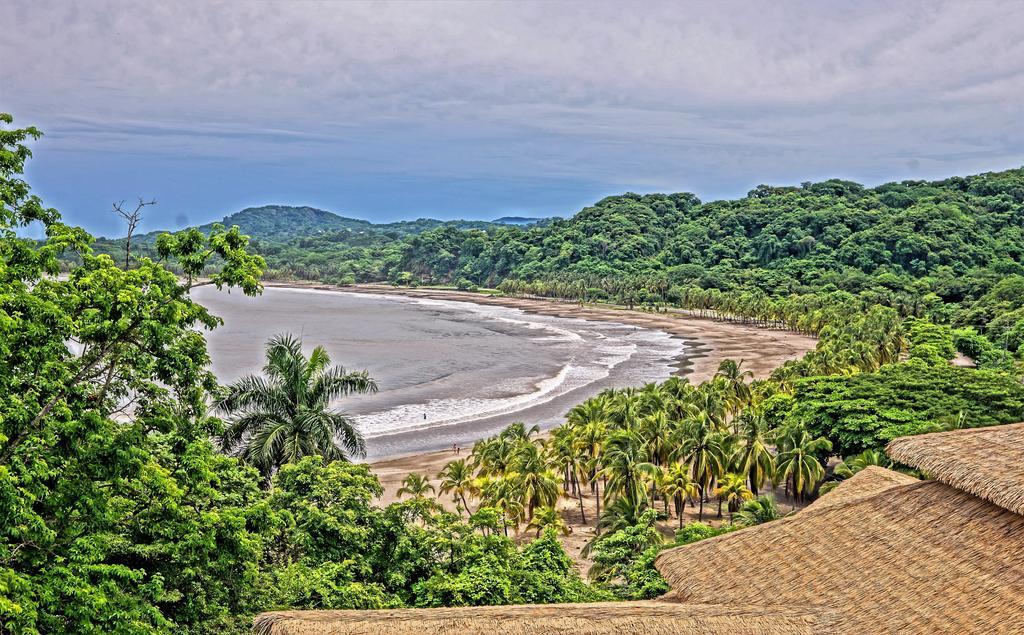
<box><xmin>0</xmin><ymin>114</ymin><xmax>266</xmax><ymax>633</ymax></box>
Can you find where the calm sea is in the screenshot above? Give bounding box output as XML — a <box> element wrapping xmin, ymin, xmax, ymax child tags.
<box><xmin>193</xmin><ymin>287</ymin><xmax>685</xmax><ymax>459</ymax></box>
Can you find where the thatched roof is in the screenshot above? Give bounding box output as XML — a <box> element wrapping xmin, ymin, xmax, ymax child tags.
<box><xmin>806</xmin><ymin>465</ymin><xmax>918</xmax><ymax>511</ymax></box>
<box><xmin>887</xmin><ymin>422</ymin><xmax>1024</xmax><ymax>515</ymax></box>
<box><xmin>656</xmin><ymin>473</ymin><xmax>1024</xmax><ymax>633</ymax></box>
<box><xmin>253</xmin><ymin>602</ymin><xmax>833</xmax><ymax>634</ymax></box>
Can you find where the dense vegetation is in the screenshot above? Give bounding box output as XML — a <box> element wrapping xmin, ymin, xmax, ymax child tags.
<box><xmin>9</xmin><ymin>109</ymin><xmax>1024</xmax><ymax>629</ymax></box>
<box><xmin>0</xmin><ymin>116</ymin><xmax>599</xmax><ymax>633</ymax></box>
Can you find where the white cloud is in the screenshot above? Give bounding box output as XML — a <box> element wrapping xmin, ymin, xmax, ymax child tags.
<box><xmin>1</xmin><ymin>0</ymin><xmax>1022</xmax><ymax>205</ymax></box>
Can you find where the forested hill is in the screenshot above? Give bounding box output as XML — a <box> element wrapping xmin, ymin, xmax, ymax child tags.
<box><xmin>393</xmin><ymin>168</ymin><xmax>1024</xmax><ymax>293</ymax></box>
<box><xmin>255</xmin><ymin>167</ymin><xmax>1023</xmax><ymax>297</ymax></box>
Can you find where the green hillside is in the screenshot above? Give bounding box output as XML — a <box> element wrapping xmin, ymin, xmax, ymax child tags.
<box><xmin>131</xmin><ymin>205</ymin><xmax>373</xmax><ymax>242</ymax></box>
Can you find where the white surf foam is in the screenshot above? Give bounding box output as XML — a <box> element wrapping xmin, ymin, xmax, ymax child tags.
<box><xmin>349</xmin><ymin>294</ymin><xmax>686</xmax><ymax>438</ymax></box>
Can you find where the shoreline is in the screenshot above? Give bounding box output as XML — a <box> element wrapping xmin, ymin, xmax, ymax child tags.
<box><xmin>260</xmin><ymin>280</ymin><xmax>818</xmax><ymax>570</ymax></box>
<box><xmin>263</xmin><ymin>280</ymin><xmax>814</xmax><ymax>385</ymax></box>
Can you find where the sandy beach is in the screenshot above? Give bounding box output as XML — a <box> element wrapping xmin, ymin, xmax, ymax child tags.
<box><xmin>260</xmin><ymin>281</ymin><xmax>817</xmax><ymax>569</ymax></box>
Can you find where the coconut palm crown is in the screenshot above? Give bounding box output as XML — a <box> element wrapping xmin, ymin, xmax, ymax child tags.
<box><xmin>216</xmin><ymin>333</ymin><xmax>377</xmax><ymax>479</ymax></box>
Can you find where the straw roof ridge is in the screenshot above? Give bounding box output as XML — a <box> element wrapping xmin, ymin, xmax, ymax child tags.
<box><xmin>253</xmin><ymin>601</ymin><xmax>837</xmax><ymax>634</ymax></box>
<box><xmin>805</xmin><ymin>465</ymin><xmax>920</xmax><ymax>512</ymax></box>
<box><xmin>886</xmin><ymin>422</ymin><xmax>1024</xmax><ymax>516</ymax></box>
<box><xmin>655</xmin><ymin>479</ymin><xmax>1024</xmax><ymax>633</ymax></box>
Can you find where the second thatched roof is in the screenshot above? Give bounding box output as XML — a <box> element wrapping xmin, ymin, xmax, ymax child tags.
<box><xmin>887</xmin><ymin>421</ymin><xmax>1024</xmax><ymax>516</ymax></box>
<box><xmin>805</xmin><ymin>465</ymin><xmax>918</xmax><ymax>511</ymax></box>
<box><xmin>656</xmin><ymin>423</ymin><xmax>1024</xmax><ymax>633</ymax></box>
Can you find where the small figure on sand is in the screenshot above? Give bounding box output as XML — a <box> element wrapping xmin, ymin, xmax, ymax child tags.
<box><xmin>452</xmin><ymin>443</ymin><xmax>458</xmax><ymax>454</ymax></box>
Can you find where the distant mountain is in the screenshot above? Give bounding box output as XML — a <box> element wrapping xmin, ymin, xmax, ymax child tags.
<box><xmin>194</xmin><ymin>205</ymin><xmax>372</xmax><ymax>241</ymax></box>
<box><xmin>375</xmin><ymin>218</ymin><xmax>506</xmax><ymax>235</ymax></box>
<box><xmin>492</xmin><ymin>216</ymin><xmax>551</xmax><ymax>226</ymax></box>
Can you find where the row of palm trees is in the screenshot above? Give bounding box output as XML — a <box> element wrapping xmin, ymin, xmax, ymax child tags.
<box><xmin>497</xmin><ymin>275</ymin><xmax>927</xmax><ymax>338</ymax></box>
<box><xmin>398</xmin><ymin>360</ymin><xmax>832</xmax><ymax>541</ymax></box>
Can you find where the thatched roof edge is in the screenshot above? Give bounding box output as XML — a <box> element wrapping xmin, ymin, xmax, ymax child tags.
<box><xmin>252</xmin><ymin>601</ymin><xmax>833</xmax><ymax>634</ymax></box>
<box><xmin>886</xmin><ymin>423</ymin><xmax>1024</xmax><ymax>516</ymax></box>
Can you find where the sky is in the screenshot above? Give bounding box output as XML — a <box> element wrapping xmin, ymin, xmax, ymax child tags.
<box><xmin>2</xmin><ymin>0</ymin><xmax>1023</xmax><ymax>237</ymax></box>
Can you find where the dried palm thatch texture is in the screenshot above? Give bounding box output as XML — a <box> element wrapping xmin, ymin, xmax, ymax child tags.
<box><xmin>887</xmin><ymin>422</ymin><xmax>1024</xmax><ymax>515</ymax></box>
<box><xmin>656</xmin><ymin>475</ymin><xmax>1024</xmax><ymax>634</ymax></box>
<box><xmin>805</xmin><ymin>465</ymin><xmax>918</xmax><ymax>511</ymax></box>
<box><xmin>252</xmin><ymin>602</ymin><xmax>832</xmax><ymax>634</ymax></box>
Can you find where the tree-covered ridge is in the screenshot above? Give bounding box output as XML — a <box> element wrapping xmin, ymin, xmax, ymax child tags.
<box><xmin>196</xmin><ymin>205</ymin><xmax>374</xmax><ymax>240</ymax></box>
<box><xmin>387</xmin><ymin>169</ymin><xmax>1024</xmax><ymax>294</ymax></box>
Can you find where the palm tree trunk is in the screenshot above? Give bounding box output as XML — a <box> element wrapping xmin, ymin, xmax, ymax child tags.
<box><xmin>460</xmin><ymin>493</ymin><xmax>470</xmax><ymax>516</ymax></box>
<box><xmin>577</xmin><ymin>486</ymin><xmax>587</xmax><ymax>524</ymax></box>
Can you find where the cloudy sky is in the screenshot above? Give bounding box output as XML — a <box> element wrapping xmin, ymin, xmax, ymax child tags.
<box><xmin>2</xmin><ymin>0</ymin><xmax>1023</xmax><ymax>235</ymax></box>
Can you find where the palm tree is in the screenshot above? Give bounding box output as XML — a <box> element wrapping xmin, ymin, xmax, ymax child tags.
<box><xmin>673</xmin><ymin>414</ymin><xmax>728</xmax><ymax>521</ymax></box>
<box><xmin>397</xmin><ymin>473</ymin><xmax>435</xmax><ymax>499</ymax></box>
<box><xmin>820</xmin><ymin>448</ymin><xmax>894</xmax><ymax>494</ymax></box>
<box><xmin>714</xmin><ymin>473</ymin><xmax>754</xmax><ymax>522</ymax></box>
<box><xmin>585</xmin><ymin>496</ymin><xmax>658</xmax><ymax>555</ymax></box>
<box><xmin>661</xmin><ymin>463</ymin><xmax>699</xmax><ymax>529</ymax></box>
<box><xmin>640</xmin><ymin>410</ymin><xmax>673</xmax><ymax>503</ymax></box>
<box><xmin>500</xmin><ymin>421</ymin><xmax>540</xmax><ymax>442</ymax></box>
<box><xmin>600</xmin><ymin>430</ymin><xmax>659</xmax><ymax>507</ymax></box>
<box><xmin>833</xmin><ymin>449</ymin><xmax>892</xmax><ymax>479</ymax></box>
<box><xmin>216</xmin><ymin>334</ymin><xmax>377</xmax><ymax>480</ymax></box>
<box><xmin>437</xmin><ymin>459</ymin><xmax>476</xmax><ymax>515</ymax></box>
<box><xmin>577</xmin><ymin>418</ymin><xmax>608</xmax><ymax>522</ymax></box>
<box><xmin>775</xmin><ymin>427</ymin><xmax>832</xmax><ymax>508</ymax></box>
<box><xmin>734</xmin><ymin>409</ymin><xmax>775</xmax><ymax>495</ymax></box>
<box><xmin>479</xmin><ymin>476</ymin><xmax>524</xmax><ymax>537</ymax></box>
<box><xmin>510</xmin><ymin>442</ymin><xmax>560</xmax><ymax>520</ymax></box>
<box><xmin>715</xmin><ymin>359</ymin><xmax>753</xmax><ymax>417</ymax></box>
<box><xmin>526</xmin><ymin>506</ymin><xmax>571</xmax><ymax>537</ymax></box>
<box><xmin>734</xmin><ymin>495</ymin><xmax>781</xmax><ymax>526</ymax></box>
<box><xmin>556</xmin><ymin>430</ymin><xmax>591</xmax><ymax>524</ymax></box>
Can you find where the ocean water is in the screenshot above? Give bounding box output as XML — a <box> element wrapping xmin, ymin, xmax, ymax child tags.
<box><xmin>193</xmin><ymin>287</ymin><xmax>685</xmax><ymax>460</ymax></box>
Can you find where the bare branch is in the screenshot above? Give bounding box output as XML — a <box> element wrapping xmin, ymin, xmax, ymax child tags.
<box><xmin>112</xmin><ymin>197</ymin><xmax>157</xmax><ymax>268</ymax></box>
